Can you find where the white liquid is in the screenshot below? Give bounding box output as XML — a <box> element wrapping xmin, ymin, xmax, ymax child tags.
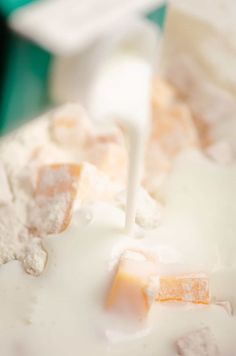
<box><xmin>0</xmin><ymin>150</ymin><xmax>236</xmax><ymax>355</ymax></box>
<box><xmin>89</xmin><ymin>52</ymin><xmax>151</xmax><ymax>234</ymax></box>
<box><xmin>125</xmin><ymin>125</ymin><xmax>146</xmax><ymax>233</ymax></box>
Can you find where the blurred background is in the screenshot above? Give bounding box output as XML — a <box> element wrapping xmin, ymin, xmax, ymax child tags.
<box><xmin>0</xmin><ymin>0</ymin><xmax>167</xmax><ymax>135</ymax></box>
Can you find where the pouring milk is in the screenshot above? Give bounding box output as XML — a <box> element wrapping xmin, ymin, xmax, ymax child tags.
<box><xmin>88</xmin><ymin>19</ymin><xmax>159</xmax><ymax>233</ymax></box>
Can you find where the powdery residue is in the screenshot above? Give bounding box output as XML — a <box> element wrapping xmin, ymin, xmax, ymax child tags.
<box><xmin>0</xmin><ymin>204</ymin><xmax>46</xmax><ymax>276</ymax></box>
<box><xmin>0</xmin><ymin>162</ymin><xmax>12</xmax><ymax>204</ymax></box>
<box><xmin>176</xmin><ymin>327</ymin><xmax>220</xmax><ymax>356</ymax></box>
<box><xmin>29</xmin><ymin>193</ymin><xmax>73</xmax><ymax>235</ymax></box>
<box><xmin>115</xmin><ymin>187</ymin><xmax>162</xmax><ymax>229</ymax></box>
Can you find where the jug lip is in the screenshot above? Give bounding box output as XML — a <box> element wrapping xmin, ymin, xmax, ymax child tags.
<box><xmin>9</xmin><ymin>0</ymin><xmax>166</xmax><ymax>56</ymax></box>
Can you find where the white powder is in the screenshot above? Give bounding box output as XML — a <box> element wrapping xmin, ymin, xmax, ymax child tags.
<box><xmin>0</xmin><ymin>203</ymin><xmax>47</xmax><ymax>276</ymax></box>
<box><xmin>22</xmin><ymin>238</ymin><xmax>47</xmax><ymax>276</ymax></box>
<box><xmin>0</xmin><ymin>162</ymin><xmax>12</xmax><ymax>204</ymax></box>
<box><xmin>0</xmin><ymin>204</ymin><xmax>25</xmax><ymax>264</ymax></box>
<box><xmin>176</xmin><ymin>327</ymin><xmax>220</xmax><ymax>356</ymax></box>
<box><xmin>29</xmin><ymin>193</ymin><xmax>72</xmax><ymax>235</ymax></box>
<box><xmin>0</xmin><ymin>114</ymin><xmax>82</xmax><ymax>275</ymax></box>
<box><xmin>0</xmin><ymin>109</ymin><xmax>124</xmax><ymax>276</ymax></box>
<box><xmin>115</xmin><ymin>187</ymin><xmax>162</xmax><ymax>229</ymax></box>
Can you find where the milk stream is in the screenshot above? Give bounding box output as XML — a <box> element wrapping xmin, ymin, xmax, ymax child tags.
<box><xmin>125</xmin><ymin>125</ymin><xmax>146</xmax><ymax>233</ymax></box>
<box><xmin>89</xmin><ymin>52</ymin><xmax>151</xmax><ymax>233</ymax></box>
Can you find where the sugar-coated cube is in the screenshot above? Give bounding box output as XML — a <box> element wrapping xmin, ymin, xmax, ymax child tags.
<box><xmin>31</xmin><ymin>164</ymin><xmax>82</xmax><ymax>234</ymax></box>
<box><xmin>106</xmin><ymin>250</ymin><xmax>159</xmax><ymax>318</ymax></box>
<box><xmin>157</xmin><ymin>273</ymin><xmax>210</xmax><ymax>304</ymax></box>
<box><xmin>85</xmin><ymin>134</ymin><xmax>127</xmax><ymax>183</ymax></box>
<box><xmin>176</xmin><ymin>327</ymin><xmax>220</xmax><ymax>356</ymax></box>
<box><xmin>36</xmin><ymin>163</ymin><xmax>81</xmax><ymax>198</ymax></box>
<box><xmin>50</xmin><ymin>104</ymin><xmax>93</xmax><ymax>147</ymax></box>
<box><xmin>30</xmin><ymin>162</ymin><xmax>118</xmax><ymax>235</ymax></box>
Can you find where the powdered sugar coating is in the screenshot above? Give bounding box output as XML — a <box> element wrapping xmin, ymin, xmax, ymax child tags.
<box><xmin>0</xmin><ymin>162</ymin><xmax>12</xmax><ymax>204</ymax></box>
<box><xmin>176</xmin><ymin>327</ymin><xmax>220</xmax><ymax>356</ymax></box>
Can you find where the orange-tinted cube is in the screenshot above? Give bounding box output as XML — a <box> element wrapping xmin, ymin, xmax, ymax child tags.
<box><xmin>157</xmin><ymin>273</ymin><xmax>210</xmax><ymax>304</ymax></box>
<box><xmin>106</xmin><ymin>250</ymin><xmax>159</xmax><ymax>318</ymax></box>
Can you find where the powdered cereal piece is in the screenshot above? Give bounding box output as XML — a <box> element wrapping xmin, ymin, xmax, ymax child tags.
<box><xmin>50</xmin><ymin>104</ymin><xmax>93</xmax><ymax>147</ymax></box>
<box><xmin>106</xmin><ymin>250</ymin><xmax>159</xmax><ymax>318</ymax></box>
<box><xmin>22</xmin><ymin>238</ymin><xmax>48</xmax><ymax>276</ymax></box>
<box><xmin>86</xmin><ymin>141</ymin><xmax>127</xmax><ymax>183</ymax></box>
<box><xmin>30</xmin><ymin>162</ymin><xmax>119</xmax><ymax>235</ymax></box>
<box><xmin>176</xmin><ymin>327</ymin><xmax>220</xmax><ymax>356</ymax></box>
<box><xmin>0</xmin><ymin>205</ymin><xmax>25</xmax><ymax>265</ymax></box>
<box><xmin>36</xmin><ymin>163</ymin><xmax>81</xmax><ymax>198</ymax></box>
<box><xmin>77</xmin><ymin>162</ymin><xmax>120</xmax><ymax>203</ymax></box>
<box><xmin>152</xmin><ymin>104</ymin><xmax>199</xmax><ymax>155</ymax></box>
<box><xmin>145</xmin><ymin>81</ymin><xmax>200</xmax><ymax>196</ymax></box>
<box><xmin>157</xmin><ymin>273</ymin><xmax>210</xmax><ymax>304</ymax></box>
<box><xmin>31</xmin><ymin>164</ymin><xmax>82</xmax><ymax>234</ymax></box>
<box><xmin>152</xmin><ymin>77</ymin><xmax>176</xmax><ymax>111</ymax></box>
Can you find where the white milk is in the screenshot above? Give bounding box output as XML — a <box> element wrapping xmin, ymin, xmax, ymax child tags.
<box><xmin>84</xmin><ymin>19</ymin><xmax>159</xmax><ymax>234</ymax></box>
<box><xmin>89</xmin><ymin>52</ymin><xmax>151</xmax><ymax>233</ymax></box>
<box><xmin>0</xmin><ymin>150</ymin><xmax>236</xmax><ymax>355</ymax></box>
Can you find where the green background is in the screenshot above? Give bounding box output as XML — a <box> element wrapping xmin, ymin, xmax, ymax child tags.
<box><xmin>0</xmin><ymin>1</ymin><xmax>166</xmax><ymax>134</ymax></box>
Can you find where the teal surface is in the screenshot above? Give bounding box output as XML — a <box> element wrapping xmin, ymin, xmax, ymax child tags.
<box><xmin>147</xmin><ymin>3</ymin><xmax>167</xmax><ymax>28</ymax></box>
<box><xmin>0</xmin><ymin>33</ymin><xmax>51</xmax><ymax>134</ymax></box>
<box><xmin>0</xmin><ymin>3</ymin><xmax>167</xmax><ymax>135</ymax></box>
<box><xmin>0</xmin><ymin>0</ymin><xmax>37</xmax><ymax>16</ymax></box>
<box><xmin>0</xmin><ymin>0</ymin><xmax>51</xmax><ymax>134</ymax></box>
